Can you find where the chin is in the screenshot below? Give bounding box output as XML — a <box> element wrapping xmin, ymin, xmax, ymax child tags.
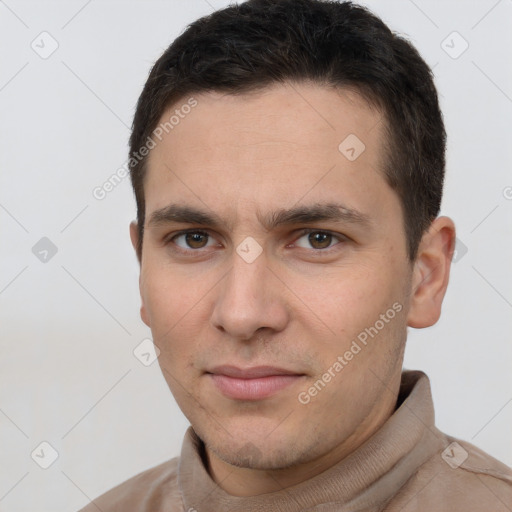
<box><xmin>210</xmin><ymin>438</ymin><xmax>303</xmax><ymax>471</ymax></box>
<box><xmin>195</xmin><ymin>417</ymin><xmax>319</xmax><ymax>471</ymax></box>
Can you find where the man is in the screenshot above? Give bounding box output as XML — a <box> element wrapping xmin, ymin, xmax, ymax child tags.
<box><xmin>79</xmin><ymin>0</ymin><xmax>512</xmax><ymax>510</ymax></box>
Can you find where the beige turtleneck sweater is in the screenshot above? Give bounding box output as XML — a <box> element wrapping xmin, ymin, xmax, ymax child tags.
<box><xmin>78</xmin><ymin>370</ymin><xmax>512</xmax><ymax>511</ymax></box>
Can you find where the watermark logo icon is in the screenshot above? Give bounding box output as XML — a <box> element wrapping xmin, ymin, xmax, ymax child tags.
<box><xmin>236</xmin><ymin>237</ymin><xmax>263</xmax><ymax>263</ymax></box>
<box><xmin>441</xmin><ymin>31</ymin><xmax>469</xmax><ymax>59</ymax></box>
<box><xmin>31</xmin><ymin>31</ymin><xmax>59</xmax><ymax>59</ymax></box>
<box><xmin>338</xmin><ymin>134</ymin><xmax>366</xmax><ymax>161</ymax></box>
<box><xmin>32</xmin><ymin>237</ymin><xmax>58</xmax><ymax>263</ymax></box>
<box><xmin>31</xmin><ymin>441</ymin><xmax>59</xmax><ymax>469</ymax></box>
<box><xmin>133</xmin><ymin>338</ymin><xmax>160</xmax><ymax>366</ymax></box>
<box><xmin>452</xmin><ymin>237</ymin><xmax>468</xmax><ymax>263</ymax></box>
<box><xmin>236</xmin><ymin>442</ymin><xmax>263</xmax><ymax>466</ymax></box>
<box><xmin>441</xmin><ymin>441</ymin><xmax>468</xmax><ymax>468</ymax></box>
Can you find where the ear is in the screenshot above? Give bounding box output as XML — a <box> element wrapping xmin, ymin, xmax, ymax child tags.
<box><xmin>129</xmin><ymin>221</ymin><xmax>150</xmax><ymax>327</ymax></box>
<box><xmin>407</xmin><ymin>216</ymin><xmax>456</xmax><ymax>328</ymax></box>
<box><xmin>129</xmin><ymin>220</ymin><xmax>141</xmax><ymax>265</ymax></box>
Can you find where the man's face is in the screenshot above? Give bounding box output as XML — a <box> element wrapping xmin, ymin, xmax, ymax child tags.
<box><xmin>134</xmin><ymin>83</ymin><xmax>414</xmax><ymax>472</ymax></box>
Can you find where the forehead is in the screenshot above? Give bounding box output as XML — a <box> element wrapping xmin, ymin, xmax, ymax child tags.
<box><xmin>143</xmin><ymin>82</ymin><xmax>394</xmax><ymax>225</ymax></box>
<box><xmin>156</xmin><ymin>82</ymin><xmax>383</xmax><ymax>159</ymax></box>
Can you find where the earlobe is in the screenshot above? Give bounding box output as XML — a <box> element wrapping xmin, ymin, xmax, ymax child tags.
<box><xmin>138</xmin><ymin>269</ymin><xmax>151</xmax><ymax>328</ymax></box>
<box><xmin>140</xmin><ymin>302</ymin><xmax>150</xmax><ymax>328</ymax></box>
<box><xmin>407</xmin><ymin>216</ymin><xmax>456</xmax><ymax>329</ymax></box>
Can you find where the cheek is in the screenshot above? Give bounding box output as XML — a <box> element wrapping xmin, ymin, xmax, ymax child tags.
<box><xmin>291</xmin><ymin>263</ymin><xmax>397</xmax><ymax>341</ymax></box>
<box><xmin>141</xmin><ymin>262</ymin><xmax>224</xmax><ymax>372</ymax></box>
<box><xmin>142</xmin><ymin>262</ymin><xmax>202</xmax><ymax>326</ymax></box>
<box><xmin>143</xmin><ymin>272</ymin><xmax>202</xmax><ymax>399</ymax></box>
<box><xmin>141</xmin><ymin>272</ymin><xmax>206</xmax><ymax>372</ymax></box>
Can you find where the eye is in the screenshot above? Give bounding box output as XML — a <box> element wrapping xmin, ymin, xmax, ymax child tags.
<box><xmin>293</xmin><ymin>230</ymin><xmax>344</xmax><ymax>250</ymax></box>
<box><xmin>170</xmin><ymin>230</ymin><xmax>217</xmax><ymax>250</ymax></box>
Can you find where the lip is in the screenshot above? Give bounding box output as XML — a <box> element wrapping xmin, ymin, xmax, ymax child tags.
<box><xmin>206</xmin><ymin>365</ymin><xmax>305</xmax><ymax>400</ymax></box>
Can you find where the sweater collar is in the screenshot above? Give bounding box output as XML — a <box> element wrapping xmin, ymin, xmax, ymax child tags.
<box><xmin>178</xmin><ymin>370</ymin><xmax>444</xmax><ymax>512</ymax></box>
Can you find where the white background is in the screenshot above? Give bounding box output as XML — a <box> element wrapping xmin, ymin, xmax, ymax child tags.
<box><xmin>1</xmin><ymin>1</ymin><xmax>511</xmax><ymax>511</ymax></box>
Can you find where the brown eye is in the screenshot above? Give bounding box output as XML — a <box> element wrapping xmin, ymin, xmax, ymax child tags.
<box><xmin>171</xmin><ymin>231</ymin><xmax>213</xmax><ymax>250</ymax></box>
<box><xmin>308</xmin><ymin>232</ymin><xmax>333</xmax><ymax>249</ymax></box>
<box><xmin>184</xmin><ymin>232</ymin><xmax>209</xmax><ymax>248</ymax></box>
<box><xmin>293</xmin><ymin>230</ymin><xmax>343</xmax><ymax>251</ymax></box>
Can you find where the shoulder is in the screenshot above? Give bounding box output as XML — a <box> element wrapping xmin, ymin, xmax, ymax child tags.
<box><xmin>77</xmin><ymin>457</ymin><xmax>183</xmax><ymax>512</ymax></box>
<box><xmin>388</xmin><ymin>435</ymin><xmax>512</xmax><ymax>511</ymax></box>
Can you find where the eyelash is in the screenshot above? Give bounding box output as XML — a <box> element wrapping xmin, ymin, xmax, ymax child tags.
<box><xmin>165</xmin><ymin>228</ymin><xmax>346</xmax><ymax>254</ymax></box>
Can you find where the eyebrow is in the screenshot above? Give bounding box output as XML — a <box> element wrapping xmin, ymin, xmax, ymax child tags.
<box><xmin>146</xmin><ymin>202</ymin><xmax>371</xmax><ymax>231</ymax></box>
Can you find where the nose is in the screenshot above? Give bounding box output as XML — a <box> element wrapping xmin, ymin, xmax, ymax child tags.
<box><xmin>210</xmin><ymin>248</ymin><xmax>289</xmax><ymax>341</ymax></box>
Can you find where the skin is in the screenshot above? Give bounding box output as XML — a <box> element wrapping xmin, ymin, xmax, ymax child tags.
<box><xmin>129</xmin><ymin>82</ymin><xmax>455</xmax><ymax>496</ymax></box>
